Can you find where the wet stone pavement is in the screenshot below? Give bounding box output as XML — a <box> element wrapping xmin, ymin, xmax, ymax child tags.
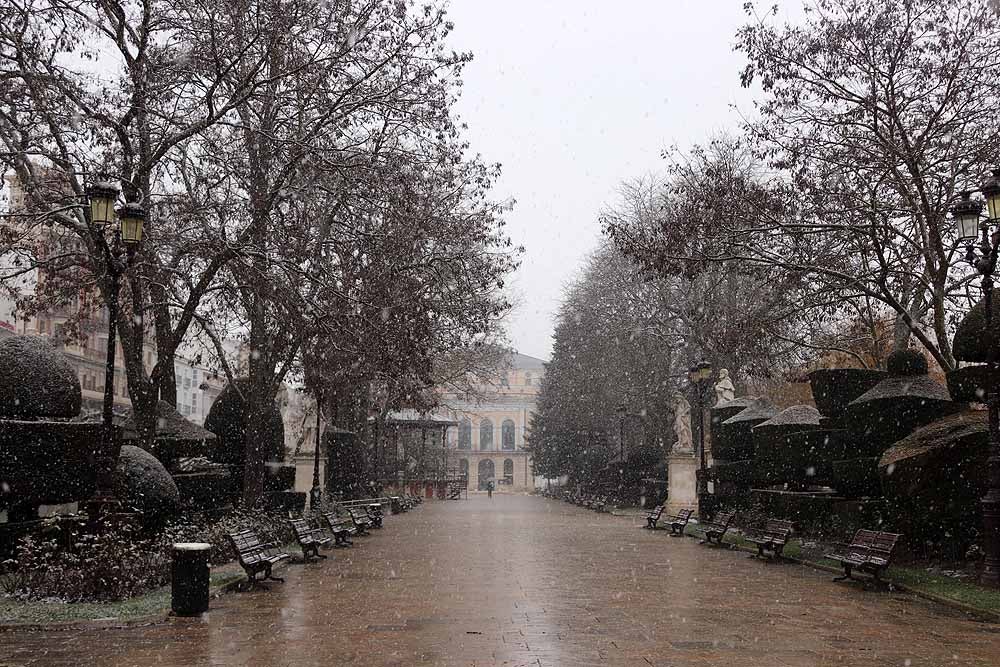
<box><xmin>3</xmin><ymin>495</ymin><xmax>1000</xmax><ymax>666</ymax></box>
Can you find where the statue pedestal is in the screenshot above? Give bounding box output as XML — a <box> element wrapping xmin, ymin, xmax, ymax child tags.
<box><xmin>666</xmin><ymin>451</ymin><xmax>698</xmax><ymax>515</ymax></box>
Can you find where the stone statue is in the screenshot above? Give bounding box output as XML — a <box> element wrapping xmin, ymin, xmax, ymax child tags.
<box><xmin>672</xmin><ymin>393</ymin><xmax>693</xmax><ymax>453</ymax></box>
<box><xmin>715</xmin><ymin>368</ymin><xmax>736</xmax><ymax>405</ymax></box>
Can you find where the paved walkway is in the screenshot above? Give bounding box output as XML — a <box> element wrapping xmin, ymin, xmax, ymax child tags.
<box><xmin>3</xmin><ymin>495</ymin><xmax>1000</xmax><ymax>666</ymax></box>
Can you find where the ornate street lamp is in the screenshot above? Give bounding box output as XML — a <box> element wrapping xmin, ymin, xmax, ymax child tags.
<box><xmin>950</xmin><ymin>173</ymin><xmax>1000</xmax><ymax>588</ymax></box>
<box><xmin>87</xmin><ymin>182</ymin><xmax>118</xmax><ymax>226</ymax></box>
<box><xmin>310</xmin><ymin>392</ymin><xmax>323</xmax><ymax>510</ymax></box>
<box><xmin>83</xmin><ymin>183</ymin><xmax>145</xmax><ymax>518</ymax></box>
<box><xmin>688</xmin><ymin>360</ymin><xmax>713</xmax><ymax>520</ymax></box>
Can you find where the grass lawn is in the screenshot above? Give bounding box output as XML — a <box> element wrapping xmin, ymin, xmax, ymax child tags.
<box><xmin>0</xmin><ymin>571</ymin><xmax>244</xmax><ymax>625</ymax></box>
<box><xmin>681</xmin><ymin>523</ymin><xmax>1000</xmax><ymax>617</ymax></box>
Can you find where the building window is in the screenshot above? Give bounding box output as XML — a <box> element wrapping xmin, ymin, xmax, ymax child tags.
<box><xmin>503</xmin><ymin>458</ymin><xmax>514</xmax><ymax>480</ymax></box>
<box><xmin>502</xmin><ymin>419</ymin><xmax>515</xmax><ymax>450</ymax></box>
<box><xmin>459</xmin><ymin>459</ymin><xmax>469</xmax><ymax>477</ymax></box>
<box><xmin>479</xmin><ymin>418</ymin><xmax>493</xmax><ymax>450</ymax></box>
<box><xmin>458</xmin><ymin>418</ymin><xmax>472</xmax><ymax>449</ymax></box>
<box><xmin>525</xmin><ymin>373</ymin><xmax>532</xmax><ymax>386</ymax></box>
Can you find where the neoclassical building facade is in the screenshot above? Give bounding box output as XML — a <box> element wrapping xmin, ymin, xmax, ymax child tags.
<box><xmin>441</xmin><ymin>352</ymin><xmax>544</xmax><ymax>491</ymax></box>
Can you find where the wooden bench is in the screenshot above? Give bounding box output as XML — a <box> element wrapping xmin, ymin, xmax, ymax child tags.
<box><xmin>825</xmin><ymin>529</ymin><xmax>901</xmax><ymax>585</ymax></box>
<box><xmin>666</xmin><ymin>508</ymin><xmax>694</xmax><ymax>536</ymax></box>
<box><xmin>289</xmin><ymin>518</ymin><xmax>330</xmax><ymax>560</ymax></box>
<box><xmin>390</xmin><ymin>495</ymin><xmax>410</xmax><ymax>512</ymax></box>
<box><xmin>227</xmin><ymin>529</ymin><xmax>290</xmax><ymax>583</ymax></box>
<box><xmin>697</xmin><ymin>510</ymin><xmax>736</xmax><ymax>546</ymax></box>
<box><xmin>347</xmin><ymin>508</ymin><xmax>373</xmax><ymax>535</ymax></box>
<box><xmin>365</xmin><ymin>503</ymin><xmax>384</xmax><ymax>528</ymax></box>
<box><xmin>644</xmin><ymin>505</ymin><xmax>664</xmax><ymax>529</ymax></box>
<box><xmin>747</xmin><ymin>519</ymin><xmax>794</xmax><ymax>559</ymax></box>
<box><xmin>321</xmin><ymin>511</ymin><xmax>356</xmax><ymax>546</ymax></box>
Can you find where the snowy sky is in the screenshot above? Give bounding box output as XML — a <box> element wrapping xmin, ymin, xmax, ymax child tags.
<box><xmin>447</xmin><ymin>1</ymin><xmax>800</xmax><ymax>361</ymax></box>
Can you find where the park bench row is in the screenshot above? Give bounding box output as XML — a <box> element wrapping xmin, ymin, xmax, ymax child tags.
<box><xmin>642</xmin><ymin>504</ymin><xmax>902</xmax><ymax>586</ymax></box>
<box><xmin>226</xmin><ymin>500</ymin><xmax>405</xmax><ymax>584</ymax></box>
<box><xmin>560</xmin><ymin>489</ymin><xmax>620</xmax><ymax>513</ymax></box>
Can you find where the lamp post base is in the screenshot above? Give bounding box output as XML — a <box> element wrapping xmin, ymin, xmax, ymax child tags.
<box><xmin>982</xmin><ymin>486</ymin><xmax>1000</xmax><ymax>588</ymax></box>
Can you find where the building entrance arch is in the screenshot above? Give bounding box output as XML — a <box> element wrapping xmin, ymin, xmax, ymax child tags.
<box><xmin>477</xmin><ymin>458</ymin><xmax>495</xmax><ymax>490</ymax></box>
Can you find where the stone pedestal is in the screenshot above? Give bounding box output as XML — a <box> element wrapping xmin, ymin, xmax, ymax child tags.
<box><xmin>666</xmin><ymin>452</ymin><xmax>698</xmax><ymax>515</ymax></box>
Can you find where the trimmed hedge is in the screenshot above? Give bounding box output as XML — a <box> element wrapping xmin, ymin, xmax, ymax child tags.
<box><xmin>0</xmin><ymin>421</ymin><xmax>114</xmax><ymax>511</ymax></box>
<box><xmin>808</xmin><ymin>368</ymin><xmax>886</xmax><ymax>417</ymax></box>
<box><xmin>0</xmin><ymin>336</ymin><xmax>81</xmax><ymax>418</ymax></box>
<box><xmin>832</xmin><ymin>457</ymin><xmax>882</xmax><ymax>498</ymax></box>
<box><xmin>204</xmin><ymin>380</ymin><xmax>285</xmax><ymax>466</ymax></box>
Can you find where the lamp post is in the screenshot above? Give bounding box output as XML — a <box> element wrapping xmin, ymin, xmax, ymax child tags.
<box><xmin>310</xmin><ymin>391</ymin><xmax>323</xmax><ymax>510</ymax></box>
<box><xmin>84</xmin><ymin>183</ymin><xmax>145</xmax><ymax>518</ymax></box>
<box><xmin>951</xmin><ymin>173</ymin><xmax>1000</xmax><ymax>587</ymax></box>
<box><xmin>616</xmin><ymin>403</ymin><xmax>626</xmax><ymax>500</ymax></box>
<box><xmin>688</xmin><ymin>361</ymin><xmax>713</xmax><ymax>520</ymax></box>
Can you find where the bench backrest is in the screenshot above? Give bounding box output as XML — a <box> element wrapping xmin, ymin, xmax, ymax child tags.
<box><xmin>228</xmin><ymin>529</ymin><xmax>265</xmax><ymax>557</ymax></box>
<box><xmin>289</xmin><ymin>518</ymin><xmax>312</xmax><ymax>539</ymax></box>
<box><xmin>651</xmin><ymin>505</ymin><xmax>664</xmax><ymax>517</ymax></box>
<box><xmin>714</xmin><ymin>511</ymin><xmax>736</xmax><ymax>528</ymax></box>
<box><xmin>763</xmin><ymin>519</ymin><xmax>794</xmax><ymax>541</ymax></box>
<box><xmin>677</xmin><ymin>508</ymin><xmax>693</xmax><ymax>521</ymax></box>
<box><xmin>850</xmin><ymin>529</ymin><xmax>879</xmax><ymax>547</ymax></box>
<box><xmin>839</xmin><ymin>528</ymin><xmax>880</xmax><ymax>560</ymax></box>
<box><xmin>870</xmin><ymin>531</ymin><xmax>901</xmax><ymax>561</ymax></box>
<box><xmin>323</xmin><ymin>511</ymin><xmax>349</xmax><ymax>525</ymax></box>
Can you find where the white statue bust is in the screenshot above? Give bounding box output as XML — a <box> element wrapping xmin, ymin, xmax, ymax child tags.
<box><xmin>714</xmin><ymin>368</ymin><xmax>736</xmax><ymax>405</ymax></box>
<box><xmin>673</xmin><ymin>393</ymin><xmax>693</xmax><ymax>453</ymax></box>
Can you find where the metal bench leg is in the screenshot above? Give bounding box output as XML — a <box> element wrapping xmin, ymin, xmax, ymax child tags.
<box><xmin>833</xmin><ymin>564</ymin><xmax>852</xmax><ymax>582</ymax></box>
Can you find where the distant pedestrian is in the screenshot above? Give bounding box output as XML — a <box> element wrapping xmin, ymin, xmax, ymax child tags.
<box><xmin>487</xmin><ymin>480</ymin><xmax>494</xmax><ymax>499</ymax></box>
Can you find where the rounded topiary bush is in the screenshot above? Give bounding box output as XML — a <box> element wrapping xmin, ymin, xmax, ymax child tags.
<box><xmin>808</xmin><ymin>368</ymin><xmax>887</xmax><ymax>417</ymax></box>
<box><xmin>953</xmin><ymin>295</ymin><xmax>1000</xmax><ymax>363</ymax></box>
<box><xmin>204</xmin><ymin>380</ymin><xmax>285</xmax><ymax>465</ymax></box>
<box><xmin>0</xmin><ymin>335</ymin><xmax>81</xmax><ymax>418</ymax></box>
<box><xmin>886</xmin><ymin>348</ymin><xmax>928</xmax><ymax>376</ymax></box>
<box><xmin>113</xmin><ymin>445</ymin><xmax>180</xmax><ymax>524</ymax></box>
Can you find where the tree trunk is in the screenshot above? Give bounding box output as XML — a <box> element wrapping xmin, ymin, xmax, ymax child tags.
<box><xmin>241</xmin><ymin>392</ymin><xmax>271</xmax><ymax>507</ymax></box>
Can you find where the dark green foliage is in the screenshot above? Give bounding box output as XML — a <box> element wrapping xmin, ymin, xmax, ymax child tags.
<box><xmin>753</xmin><ymin>429</ymin><xmax>847</xmax><ymax>488</ymax></box>
<box><xmin>712</xmin><ymin>459</ymin><xmax>754</xmax><ymax>500</ymax></box>
<box><xmin>204</xmin><ymin>380</ymin><xmax>285</xmax><ymax>465</ymax></box>
<box><xmin>113</xmin><ymin>445</ymin><xmax>180</xmax><ymax>526</ymax></box>
<box><xmin>715</xmin><ymin>399</ymin><xmax>778</xmax><ymax>461</ymax></box>
<box><xmin>324</xmin><ymin>430</ymin><xmax>368</xmax><ymax>498</ymax></box>
<box><xmin>945</xmin><ymin>365</ymin><xmax>997</xmax><ymax>403</ymax></box>
<box><xmin>0</xmin><ymin>336</ymin><xmax>81</xmax><ymax>418</ymax></box>
<box><xmin>1</xmin><ymin>524</ymin><xmax>170</xmax><ymax>602</ymax></box>
<box><xmin>0</xmin><ymin>422</ymin><xmax>113</xmax><ymax>511</ymax></box>
<box><xmin>953</xmin><ymin>295</ymin><xmax>1000</xmax><ymax>363</ymax></box>
<box><xmin>748</xmin><ymin>489</ymin><xmax>847</xmax><ymax>535</ymax></box>
<box><xmin>808</xmin><ymin>368</ymin><xmax>886</xmax><ymax>417</ymax></box>
<box><xmin>264</xmin><ymin>491</ymin><xmax>306</xmax><ymax>513</ymax></box>
<box><xmin>879</xmin><ymin>411</ymin><xmax>989</xmax><ymax>560</ymax></box>
<box><xmin>886</xmin><ymin>349</ymin><xmax>929</xmax><ymax>376</ymax></box>
<box><xmin>263</xmin><ymin>463</ymin><xmax>296</xmax><ymax>492</ymax></box>
<box><xmin>832</xmin><ymin>457</ymin><xmax>882</xmax><ymax>498</ymax></box>
<box><xmin>172</xmin><ymin>470</ymin><xmax>239</xmax><ymax>510</ymax></box>
<box><xmin>842</xmin><ymin>375</ymin><xmax>961</xmax><ymax>452</ymax></box>
<box><xmin>1</xmin><ymin>509</ymin><xmax>295</xmax><ymax>602</ymax></box>
<box><xmin>709</xmin><ymin>398</ymin><xmax>757</xmax><ymax>459</ymax></box>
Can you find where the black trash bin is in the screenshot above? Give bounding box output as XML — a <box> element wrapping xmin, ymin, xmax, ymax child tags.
<box><xmin>171</xmin><ymin>542</ymin><xmax>211</xmax><ymax>616</ymax></box>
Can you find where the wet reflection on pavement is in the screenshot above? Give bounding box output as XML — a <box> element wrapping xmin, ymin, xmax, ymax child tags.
<box><xmin>2</xmin><ymin>495</ymin><xmax>999</xmax><ymax>666</ymax></box>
